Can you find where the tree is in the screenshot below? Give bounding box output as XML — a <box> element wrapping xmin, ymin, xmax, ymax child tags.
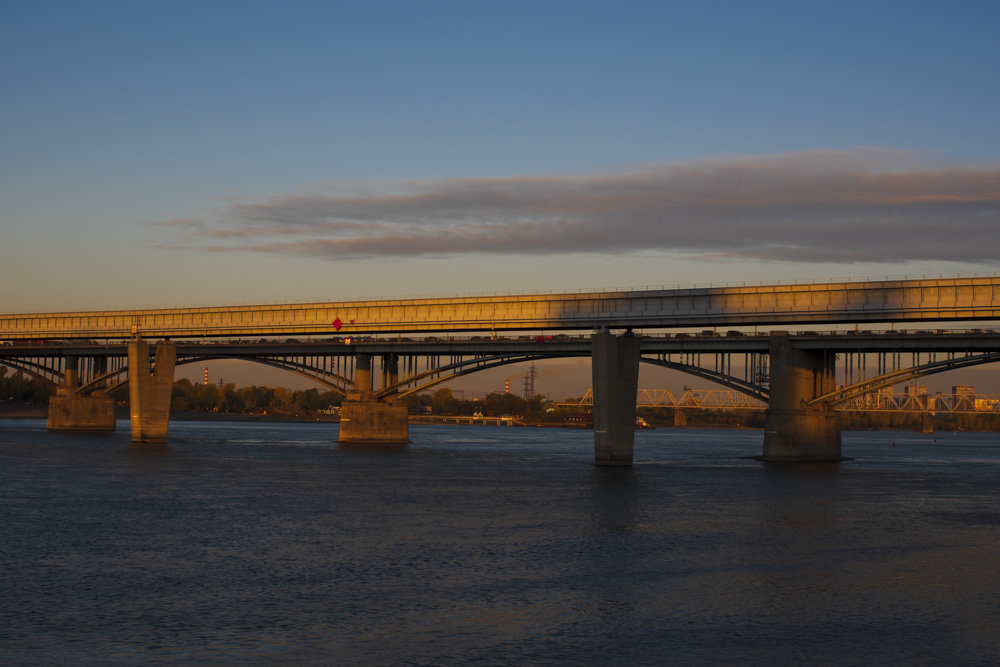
<box><xmin>482</xmin><ymin>392</ymin><xmax>526</xmax><ymax>416</ymax></box>
<box><xmin>0</xmin><ymin>367</ymin><xmax>52</xmax><ymax>402</ymax></box>
<box><xmin>431</xmin><ymin>387</ymin><xmax>458</xmax><ymax>414</ymax></box>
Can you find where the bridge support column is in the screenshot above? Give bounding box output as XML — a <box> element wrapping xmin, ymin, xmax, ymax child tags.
<box><xmin>762</xmin><ymin>333</ymin><xmax>842</xmax><ymax>461</ymax></box>
<box><xmin>128</xmin><ymin>340</ymin><xmax>176</xmax><ymax>443</ymax></box>
<box><xmin>381</xmin><ymin>354</ymin><xmax>399</xmax><ymax>389</ymax></box>
<box><xmin>47</xmin><ymin>356</ymin><xmax>116</xmax><ymax>432</ymax></box>
<box><xmin>920</xmin><ymin>412</ymin><xmax>934</xmax><ymax>435</ymax></box>
<box><xmin>673</xmin><ymin>408</ymin><xmax>688</xmax><ymax>427</ymax></box>
<box><xmin>592</xmin><ymin>330</ymin><xmax>641</xmax><ymax>466</ymax></box>
<box><xmin>338</xmin><ymin>353</ymin><xmax>409</xmax><ymax>447</ymax></box>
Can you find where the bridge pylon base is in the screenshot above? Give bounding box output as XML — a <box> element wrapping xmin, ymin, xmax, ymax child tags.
<box><xmin>761</xmin><ymin>409</ymin><xmax>842</xmax><ymax>462</ymax></box>
<box><xmin>592</xmin><ymin>331</ymin><xmax>641</xmax><ymax>466</ymax></box>
<box><xmin>920</xmin><ymin>412</ymin><xmax>934</xmax><ymax>435</ymax></box>
<box><xmin>338</xmin><ymin>394</ymin><xmax>409</xmax><ymax>447</ymax></box>
<box><xmin>761</xmin><ymin>333</ymin><xmax>842</xmax><ymax>462</ymax></box>
<box><xmin>128</xmin><ymin>340</ymin><xmax>176</xmax><ymax>443</ymax></box>
<box><xmin>47</xmin><ymin>391</ymin><xmax>116</xmax><ymax>432</ymax></box>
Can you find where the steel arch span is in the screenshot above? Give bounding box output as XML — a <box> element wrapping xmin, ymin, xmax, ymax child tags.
<box><xmin>639</xmin><ymin>357</ymin><xmax>769</xmax><ymax>403</ymax></box>
<box><xmin>375</xmin><ymin>352</ymin><xmax>586</xmax><ymax>399</ymax></box>
<box><xmin>174</xmin><ymin>355</ymin><xmax>354</xmax><ymax>395</ymax></box>
<box><xmin>810</xmin><ymin>351</ymin><xmax>1000</xmax><ymax>408</ymax></box>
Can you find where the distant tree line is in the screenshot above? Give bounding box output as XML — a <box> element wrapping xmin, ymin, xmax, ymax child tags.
<box><xmin>839</xmin><ymin>410</ymin><xmax>1000</xmax><ymax>432</ymax></box>
<box><xmin>633</xmin><ymin>406</ymin><xmax>1000</xmax><ymax>432</ymax></box>
<box><xmin>0</xmin><ymin>366</ymin><xmax>52</xmax><ymax>403</ymax></box>
<box><xmin>401</xmin><ymin>388</ymin><xmax>555</xmax><ymax>421</ymax></box>
<box><xmin>168</xmin><ymin>379</ymin><xmax>342</xmax><ymax>414</ymax></box>
<box><xmin>166</xmin><ymin>383</ymin><xmax>560</xmax><ymax>420</ymax></box>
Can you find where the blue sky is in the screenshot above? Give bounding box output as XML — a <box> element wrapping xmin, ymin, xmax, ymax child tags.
<box><xmin>2</xmin><ymin>0</ymin><xmax>999</xmax><ymax>315</ymax></box>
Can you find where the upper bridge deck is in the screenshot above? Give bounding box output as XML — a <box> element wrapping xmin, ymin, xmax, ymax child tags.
<box><xmin>2</xmin><ymin>276</ymin><xmax>1000</xmax><ymax>340</ymax></box>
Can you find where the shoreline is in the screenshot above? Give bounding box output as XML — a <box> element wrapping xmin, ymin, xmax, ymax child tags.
<box><xmin>1</xmin><ymin>404</ymin><xmax>996</xmax><ymax>433</ymax></box>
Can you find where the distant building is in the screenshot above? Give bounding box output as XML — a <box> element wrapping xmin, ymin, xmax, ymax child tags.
<box><xmin>974</xmin><ymin>398</ymin><xmax>999</xmax><ymax>412</ymax></box>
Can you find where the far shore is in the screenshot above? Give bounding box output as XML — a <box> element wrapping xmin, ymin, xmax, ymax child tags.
<box><xmin>2</xmin><ymin>403</ymin><xmax>996</xmax><ymax>433</ymax></box>
<box><xmin>0</xmin><ymin>404</ymin><xmax>342</xmax><ymax>423</ymax></box>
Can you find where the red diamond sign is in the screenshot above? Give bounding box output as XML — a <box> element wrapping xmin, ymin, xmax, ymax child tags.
<box><xmin>332</xmin><ymin>317</ymin><xmax>342</xmax><ymax>331</ymax></box>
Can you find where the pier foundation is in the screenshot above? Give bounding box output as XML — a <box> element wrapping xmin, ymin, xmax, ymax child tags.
<box><xmin>338</xmin><ymin>353</ymin><xmax>409</xmax><ymax>446</ymax></box>
<box><xmin>46</xmin><ymin>355</ymin><xmax>115</xmax><ymax>432</ymax></box>
<box><xmin>338</xmin><ymin>395</ymin><xmax>410</xmax><ymax>447</ymax></box>
<box><xmin>920</xmin><ymin>412</ymin><xmax>934</xmax><ymax>435</ymax></box>
<box><xmin>47</xmin><ymin>392</ymin><xmax>116</xmax><ymax>431</ymax></box>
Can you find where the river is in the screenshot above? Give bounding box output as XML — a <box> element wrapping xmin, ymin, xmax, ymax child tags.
<box><xmin>1</xmin><ymin>419</ymin><xmax>998</xmax><ymax>664</ymax></box>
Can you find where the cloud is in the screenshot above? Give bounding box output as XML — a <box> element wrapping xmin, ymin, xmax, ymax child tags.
<box><xmin>153</xmin><ymin>148</ymin><xmax>1000</xmax><ymax>264</ymax></box>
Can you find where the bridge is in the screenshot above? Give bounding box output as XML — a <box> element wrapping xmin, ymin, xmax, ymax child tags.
<box><xmin>3</xmin><ymin>276</ymin><xmax>1000</xmax><ymax>464</ymax></box>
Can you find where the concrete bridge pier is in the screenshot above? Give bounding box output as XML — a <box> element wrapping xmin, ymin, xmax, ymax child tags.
<box><xmin>920</xmin><ymin>412</ymin><xmax>934</xmax><ymax>435</ymax></box>
<box><xmin>762</xmin><ymin>333</ymin><xmax>842</xmax><ymax>461</ymax></box>
<box><xmin>592</xmin><ymin>330</ymin><xmax>641</xmax><ymax>466</ymax></box>
<box><xmin>128</xmin><ymin>340</ymin><xmax>176</xmax><ymax>443</ymax></box>
<box><xmin>338</xmin><ymin>353</ymin><xmax>409</xmax><ymax>447</ymax></box>
<box><xmin>47</xmin><ymin>355</ymin><xmax>116</xmax><ymax>432</ymax></box>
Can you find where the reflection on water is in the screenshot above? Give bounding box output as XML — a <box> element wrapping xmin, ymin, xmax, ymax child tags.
<box><xmin>1</xmin><ymin>419</ymin><xmax>998</xmax><ymax>664</ymax></box>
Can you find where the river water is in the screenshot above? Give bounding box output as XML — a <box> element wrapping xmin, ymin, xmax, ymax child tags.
<box><xmin>1</xmin><ymin>419</ymin><xmax>998</xmax><ymax>665</ymax></box>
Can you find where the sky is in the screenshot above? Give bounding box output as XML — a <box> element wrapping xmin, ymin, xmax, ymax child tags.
<box><xmin>2</xmin><ymin>0</ymin><xmax>999</xmax><ymax>394</ymax></box>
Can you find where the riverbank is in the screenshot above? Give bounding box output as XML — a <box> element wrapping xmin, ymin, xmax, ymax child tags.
<box><xmin>171</xmin><ymin>410</ymin><xmax>341</xmax><ymax>423</ymax></box>
<box><xmin>0</xmin><ymin>405</ymin><xmax>342</xmax><ymax>424</ymax></box>
<box><xmin>3</xmin><ymin>403</ymin><xmax>998</xmax><ymax>433</ymax></box>
<box><xmin>0</xmin><ymin>404</ymin><xmax>47</xmax><ymax>419</ymax></box>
